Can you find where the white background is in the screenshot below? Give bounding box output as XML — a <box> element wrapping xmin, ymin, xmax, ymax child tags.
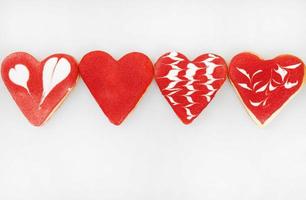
<box><xmin>1</xmin><ymin>0</ymin><xmax>306</xmax><ymax>199</ymax></box>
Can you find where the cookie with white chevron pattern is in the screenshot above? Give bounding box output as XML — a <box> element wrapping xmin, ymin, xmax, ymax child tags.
<box><xmin>155</xmin><ymin>52</ymin><xmax>227</xmax><ymax>124</ymax></box>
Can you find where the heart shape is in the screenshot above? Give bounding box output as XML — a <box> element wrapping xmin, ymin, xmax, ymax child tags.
<box><xmin>1</xmin><ymin>52</ymin><xmax>78</xmax><ymax>126</ymax></box>
<box><xmin>155</xmin><ymin>52</ymin><xmax>227</xmax><ymax>124</ymax></box>
<box><xmin>79</xmin><ymin>51</ymin><xmax>154</xmax><ymax>125</ymax></box>
<box><xmin>229</xmin><ymin>52</ymin><xmax>305</xmax><ymax>126</ymax></box>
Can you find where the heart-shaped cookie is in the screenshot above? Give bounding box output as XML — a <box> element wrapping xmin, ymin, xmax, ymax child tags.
<box><xmin>229</xmin><ymin>52</ymin><xmax>305</xmax><ymax>126</ymax></box>
<box><xmin>1</xmin><ymin>52</ymin><xmax>78</xmax><ymax>126</ymax></box>
<box><xmin>155</xmin><ymin>52</ymin><xmax>227</xmax><ymax>124</ymax></box>
<box><xmin>79</xmin><ymin>51</ymin><xmax>154</xmax><ymax>125</ymax></box>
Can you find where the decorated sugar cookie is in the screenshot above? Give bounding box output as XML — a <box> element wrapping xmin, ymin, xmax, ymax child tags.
<box><xmin>79</xmin><ymin>51</ymin><xmax>154</xmax><ymax>125</ymax></box>
<box><xmin>1</xmin><ymin>52</ymin><xmax>78</xmax><ymax>126</ymax></box>
<box><xmin>155</xmin><ymin>52</ymin><xmax>227</xmax><ymax>124</ymax></box>
<box><xmin>229</xmin><ymin>52</ymin><xmax>305</xmax><ymax>126</ymax></box>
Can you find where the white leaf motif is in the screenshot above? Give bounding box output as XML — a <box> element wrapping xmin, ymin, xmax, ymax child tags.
<box><xmin>253</xmin><ymin>81</ymin><xmax>262</xmax><ymax>89</ymax></box>
<box><xmin>282</xmin><ymin>63</ymin><xmax>301</xmax><ymax>69</ymax></box>
<box><xmin>41</xmin><ymin>57</ymin><xmax>71</xmax><ymax>104</ymax></box>
<box><xmin>275</xmin><ymin>65</ymin><xmax>287</xmax><ymax>81</ymax></box>
<box><xmin>255</xmin><ymin>83</ymin><xmax>268</xmax><ymax>93</ymax></box>
<box><xmin>253</xmin><ymin>70</ymin><xmax>263</xmax><ymax>78</ymax></box>
<box><xmin>236</xmin><ymin>67</ymin><xmax>250</xmax><ymax>80</ymax></box>
<box><xmin>284</xmin><ymin>81</ymin><xmax>298</xmax><ymax>89</ymax></box>
<box><xmin>250</xmin><ymin>100</ymin><xmax>263</xmax><ymax>107</ymax></box>
<box><xmin>8</xmin><ymin>64</ymin><xmax>30</xmax><ymax>92</ymax></box>
<box><xmin>269</xmin><ymin>82</ymin><xmax>277</xmax><ymax>91</ymax></box>
<box><xmin>238</xmin><ymin>83</ymin><xmax>251</xmax><ymax>90</ymax></box>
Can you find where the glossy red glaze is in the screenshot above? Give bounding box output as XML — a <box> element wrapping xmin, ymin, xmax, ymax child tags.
<box><xmin>79</xmin><ymin>51</ymin><xmax>154</xmax><ymax>125</ymax></box>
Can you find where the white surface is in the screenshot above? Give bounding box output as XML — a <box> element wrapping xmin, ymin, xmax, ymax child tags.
<box><xmin>1</xmin><ymin>0</ymin><xmax>306</xmax><ymax>199</ymax></box>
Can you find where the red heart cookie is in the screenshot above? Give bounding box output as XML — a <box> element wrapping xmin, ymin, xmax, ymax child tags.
<box><xmin>155</xmin><ymin>52</ymin><xmax>227</xmax><ymax>124</ymax></box>
<box><xmin>79</xmin><ymin>51</ymin><xmax>154</xmax><ymax>125</ymax></box>
<box><xmin>1</xmin><ymin>52</ymin><xmax>78</xmax><ymax>126</ymax></box>
<box><xmin>229</xmin><ymin>52</ymin><xmax>305</xmax><ymax>126</ymax></box>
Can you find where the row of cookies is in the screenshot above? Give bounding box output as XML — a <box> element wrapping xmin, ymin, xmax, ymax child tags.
<box><xmin>1</xmin><ymin>51</ymin><xmax>305</xmax><ymax>127</ymax></box>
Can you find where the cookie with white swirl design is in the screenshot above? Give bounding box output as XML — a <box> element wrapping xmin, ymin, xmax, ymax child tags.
<box><xmin>1</xmin><ymin>52</ymin><xmax>78</xmax><ymax>126</ymax></box>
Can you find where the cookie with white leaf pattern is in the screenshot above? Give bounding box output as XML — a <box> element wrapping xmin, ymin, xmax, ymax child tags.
<box><xmin>1</xmin><ymin>52</ymin><xmax>78</xmax><ymax>126</ymax></box>
<box><xmin>229</xmin><ymin>52</ymin><xmax>305</xmax><ymax>126</ymax></box>
<box><xmin>155</xmin><ymin>52</ymin><xmax>227</xmax><ymax>124</ymax></box>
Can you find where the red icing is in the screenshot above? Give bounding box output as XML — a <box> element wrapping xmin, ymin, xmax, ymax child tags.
<box><xmin>1</xmin><ymin>52</ymin><xmax>78</xmax><ymax>126</ymax></box>
<box><xmin>155</xmin><ymin>52</ymin><xmax>227</xmax><ymax>124</ymax></box>
<box><xmin>229</xmin><ymin>52</ymin><xmax>304</xmax><ymax>125</ymax></box>
<box><xmin>79</xmin><ymin>51</ymin><xmax>154</xmax><ymax>125</ymax></box>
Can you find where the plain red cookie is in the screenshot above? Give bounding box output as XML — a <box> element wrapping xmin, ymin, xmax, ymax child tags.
<box><xmin>155</xmin><ymin>52</ymin><xmax>227</xmax><ymax>124</ymax></box>
<box><xmin>1</xmin><ymin>52</ymin><xmax>78</xmax><ymax>126</ymax></box>
<box><xmin>79</xmin><ymin>51</ymin><xmax>154</xmax><ymax>125</ymax></box>
<box><xmin>229</xmin><ymin>52</ymin><xmax>305</xmax><ymax>126</ymax></box>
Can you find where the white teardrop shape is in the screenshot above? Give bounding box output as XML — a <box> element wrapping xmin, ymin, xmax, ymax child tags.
<box><xmin>40</xmin><ymin>57</ymin><xmax>71</xmax><ymax>105</ymax></box>
<box><xmin>284</xmin><ymin>81</ymin><xmax>298</xmax><ymax>89</ymax></box>
<box><xmin>8</xmin><ymin>64</ymin><xmax>30</xmax><ymax>92</ymax></box>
